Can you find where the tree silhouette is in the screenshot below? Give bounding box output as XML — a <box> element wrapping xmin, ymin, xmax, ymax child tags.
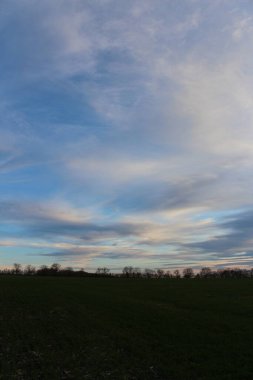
<box><xmin>122</xmin><ymin>266</ymin><xmax>134</xmax><ymax>277</ymax></box>
<box><xmin>183</xmin><ymin>268</ymin><xmax>194</xmax><ymax>278</ymax></box>
<box><xmin>96</xmin><ymin>267</ymin><xmax>110</xmax><ymax>276</ymax></box>
<box><xmin>51</xmin><ymin>263</ymin><xmax>61</xmax><ymax>273</ymax></box>
<box><xmin>13</xmin><ymin>263</ymin><xmax>22</xmax><ymax>275</ymax></box>
<box><xmin>157</xmin><ymin>269</ymin><xmax>165</xmax><ymax>278</ymax></box>
<box><xmin>173</xmin><ymin>269</ymin><xmax>181</xmax><ymax>279</ymax></box>
<box><xmin>199</xmin><ymin>267</ymin><xmax>212</xmax><ymax>278</ymax></box>
<box><xmin>24</xmin><ymin>265</ymin><xmax>36</xmax><ymax>275</ymax></box>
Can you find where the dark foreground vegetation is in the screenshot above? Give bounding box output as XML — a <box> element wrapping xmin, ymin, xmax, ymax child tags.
<box><xmin>0</xmin><ymin>277</ymin><xmax>253</xmax><ymax>379</ymax></box>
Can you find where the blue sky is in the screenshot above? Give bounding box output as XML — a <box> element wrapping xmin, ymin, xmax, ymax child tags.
<box><xmin>1</xmin><ymin>0</ymin><xmax>253</xmax><ymax>271</ymax></box>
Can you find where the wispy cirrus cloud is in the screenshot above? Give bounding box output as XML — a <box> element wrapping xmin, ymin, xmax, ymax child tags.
<box><xmin>1</xmin><ymin>1</ymin><xmax>253</xmax><ymax>269</ymax></box>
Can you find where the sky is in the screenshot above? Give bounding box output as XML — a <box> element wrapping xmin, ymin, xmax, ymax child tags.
<box><xmin>1</xmin><ymin>0</ymin><xmax>253</xmax><ymax>271</ymax></box>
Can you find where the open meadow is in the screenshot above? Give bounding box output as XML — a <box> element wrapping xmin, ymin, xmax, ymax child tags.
<box><xmin>0</xmin><ymin>276</ymin><xmax>253</xmax><ymax>379</ymax></box>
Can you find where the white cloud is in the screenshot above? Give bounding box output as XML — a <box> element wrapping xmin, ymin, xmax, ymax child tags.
<box><xmin>174</xmin><ymin>59</ymin><xmax>253</xmax><ymax>156</ymax></box>
<box><xmin>1</xmin><ymin>0</ymin><xmax>253</xmax><ymax>268</ymax></box>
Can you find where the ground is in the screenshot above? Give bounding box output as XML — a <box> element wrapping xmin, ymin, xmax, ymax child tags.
<box><xmin>0</xmin><ymin>276</ymin><xmax>252</xmax><ymax>379</ymax></box>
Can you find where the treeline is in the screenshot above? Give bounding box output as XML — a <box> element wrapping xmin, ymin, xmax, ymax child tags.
<box><xmin>1</xmin><ymin>263</ymin><xmax>253</xmax><ymax>279</ymax></box>
<box><xmin>121</xmin><ymin>266</ymin><xmax>253</xmax><ymax>279</ymax></box>
<box><xmin>0</xmin><ymin>263</ymin><xmax>91</xmax><ymax>277</ymax></box>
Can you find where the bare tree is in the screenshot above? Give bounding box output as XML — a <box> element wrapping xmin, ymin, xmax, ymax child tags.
<box><xmin>13</xmin><ymin>263</ymin><xmax>22</xmax><ymax>275</ymax></box>
<box><xmin>173</xmin><ymin>269</ymin><xmax>181</xmax><ymax>279</ymax></box>
<box><xmin>122</xmin><ymin>266</ymin><xmax>134</xmax><ymax>277</ymax></box>
<box><xmin>183</xmin><ymin>267</ymin><xmax>194</xmax><ymax>278</ymax></box>
<box><xmin>157</xmin><ymin>269</ymin><xmax>165</xmax><ymax>278</ymax></box>
<box><xmin>51</xmin><ymin>263</ymin><xmax>61</xmax><ymax>273</ymax></box>
<box><xmin>96</xmin><ymin>267</ymin><xmax>110</xmax><ymax>276</ymax></box>
<box><xmin>199</xmin><ymin>267</ymin><xmax>212</xmax><ymax>278</ymax></box>
<box><xmin>144</xmin><ymin>268</ymin><xmax>155</xmax><ymax>278</ymax></box>
<box><xmin>65</xmin><ymin>266</ymin><xmax>74</xmax><ymax>272</ymax></box>
<box><xmin>165</xmin><ymin>270</ymin><xmax>171</xmax><ymax>278</ymax></box>
<box><xmin>37</xmin><ymin>265</ymin><xmax>49</xmax><ymax>276</ymax></box>
<box><xmin>24</xmin><ymin>265</ymin><xmax>36</xmax><ymax>275</ymax></box>
<box><xmin>133</xmin><ymin>267</ymin><xmax>142</xmax><ymax>278</ymax></box>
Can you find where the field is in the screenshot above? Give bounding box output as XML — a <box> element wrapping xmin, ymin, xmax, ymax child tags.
<box><xmin>0</xmin><ymin>277</ymin><xmax>253</xmax><ymax>379</ymax></box>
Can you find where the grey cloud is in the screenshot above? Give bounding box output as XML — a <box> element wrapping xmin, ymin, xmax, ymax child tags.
<box><xmin>0</xmin><ymin>200</ymin><xmax>148</xmax><ymax>241</ymax></box>
<box><xmin>39</xmin><ymin>250</ymin><xmax>140</xmax><ymax>260</ymax></box>
<box><xmin>39</xmin><ymin>250</ymin><xmax>88</xmax><ymax>257</ymax></box>
<box><xmin>223</xmin><ymin>210</ymin><xmax>253</xmax><ymax>232</ymax></box>
<box><xmin>109</xmin><ymin>175</ymin><xmax>221</xmax><ymax>213</ymax></box>
<box><xmin>186</xmin><ymin>210</ymin><xmax>253</xmax><ymax>255</ymax></box>
<box><xmin>29</xmin><ymin>220</ymin><xmax>147</xmax><ymax>241</ymax></box>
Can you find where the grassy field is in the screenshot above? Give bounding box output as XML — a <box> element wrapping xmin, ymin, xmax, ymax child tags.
<box><xmin>0</xmin><ymin>277</ymin><xmax>253</xmax><ymax>379</ymax></box>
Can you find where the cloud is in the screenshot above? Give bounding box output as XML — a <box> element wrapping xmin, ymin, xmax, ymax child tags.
<box><xmin>0</xmin><ymin>200</ymin><xmax>149</xmax><ymax>241</ymax></box>
<box><xmin>186</xmin><ymin>209</ymin><xmax>253</xmax><ymax>258</ymax></box>
<box><xmin>1</xmin><ymin>0</ymin><xmax>253</xmax><ymax>269</ymax></box>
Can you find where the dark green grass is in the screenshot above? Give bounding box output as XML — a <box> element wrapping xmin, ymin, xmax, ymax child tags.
<box><xmin>0</xmin><ymin>277</ymin><xmax>253</xmax><ymax>379</ymax></box>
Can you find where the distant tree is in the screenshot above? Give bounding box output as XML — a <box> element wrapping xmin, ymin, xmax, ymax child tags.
<box><xmin>61</xmin><ymin>266</ymin><xmax>74</xmax><ymax>276</ymax></box>
<box><xmin>51</xmin><ymin>263</ymin><xmax>61</xmax><ymax>273</ymax></box>
<box><xmin>199</xmin><ymin>267</ymin><xmax>212</xmax><ymax>278</ymax></box>
<box><xmin>133</xmin><ymin>267</ymin><xmax>142</xmax><ymax>278</ymax></box>
<box><xmin>13</xmin><ymin>263</ymin><xmax>22</xmax><ymax>275</ymax></box>
<box><xmin>0</xmin><ymin>268</ymin><xmax>10</xmax><ymax>275</ymax></box>
<box><xmin>96</xmin><ymin>267</ymin><xmax>110</xmax><ymax>276</ymax></box>
<box><xmin>24</xmin><ymin>265</ymin><xmax>36</xmax><ymax>275</ymax></box>
<box><xmin>65</xmin><ymin>266</ymin><xmax>73</xmax><ymax>272</ymax></box>
<box><xmin>77</xmin><ymin>268</ymin><xmax>89</xmax><ymax>277</ymax></box>
<box><xmin>144</xmin><ymin>268</ymin><xmax>155</xmax><ymax>278</ymax></box>
<box><xmin>165</xmin><ymin>270</ymin><xmax>171</xmax><ymax>278</ymax></box>
<box><xmin>37</xmin><ymin>265</ymin><xmax>49</xmax><ymax>276</ymax></box>
<box><xmin>218</xmin><ymin>268</ymin><xmax>235</xmax><ymax>279</ymax></box>
<box><xmin>173</xmin><ymin>269</ymin><xmax>181</xmax><ymax>279</ymax></box>
<box><xmin>2</xmin><ymin>268</ymin><xmax>11</xmax><ymax>275</ymax></box>
<box><xmin>183</xmin><ymin>267</ymin><xmax>194</xmax><ymax>279</ymax></box>
<box><xmin>227</xmin><ymin>268</ymin><xmax>246</xmax><ymax>279</ymax></box>
<box><xmin>122</xmin><ymin>266</ymin><xmax>134</xmax><ymax>277</ymax></box>
<box><xmin>156</xmin><ymin>269</ymin><xmax>165</xmax><ymax>278</ymax></box>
